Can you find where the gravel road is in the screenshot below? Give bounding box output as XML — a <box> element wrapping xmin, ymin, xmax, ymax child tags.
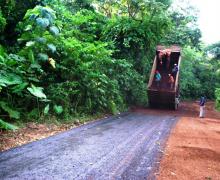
<box><xmin>0</xmin><ymin>112</ymin><xmax>177</xmax><ymax>180</ymax></box>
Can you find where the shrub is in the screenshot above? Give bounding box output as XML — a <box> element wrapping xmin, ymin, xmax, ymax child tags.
<box><xmin>215</xmin><ymin>88</ymin><xmax>220</xmax><ymax>111</ymax></box>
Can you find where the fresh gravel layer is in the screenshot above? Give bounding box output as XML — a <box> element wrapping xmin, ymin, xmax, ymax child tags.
<box><xmin>0</xmin><ymin>112</ymin><xmax>177</xmax><ymax>180</ymax></box>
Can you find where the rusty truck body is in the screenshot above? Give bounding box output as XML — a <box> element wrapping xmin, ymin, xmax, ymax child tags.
<box><xmin>147</xmin><ymin>46</ymin><xmax>181</xmax><ymax>110</ymax></box>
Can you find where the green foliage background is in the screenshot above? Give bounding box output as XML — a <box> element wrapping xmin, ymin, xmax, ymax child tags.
<box><xmin>0</xmin><ymin>0</ymin><xmax>219</xmax><ymax>129</ymax></box>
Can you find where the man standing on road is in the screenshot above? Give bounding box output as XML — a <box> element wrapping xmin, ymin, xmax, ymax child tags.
<box><xmin>199</xmin><ymin>96</ymin><xmax>206</xmax><ymax>118</ymax></box>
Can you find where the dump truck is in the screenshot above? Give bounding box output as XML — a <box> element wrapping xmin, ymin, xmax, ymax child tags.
<box><xmin>147</xmin><ymin>45</ymin><xmax>181</xmax><ymax>110</ymax></box>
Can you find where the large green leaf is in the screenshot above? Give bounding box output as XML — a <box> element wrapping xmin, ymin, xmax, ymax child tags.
<box><xmin>47</xmin><ymin>44</ymin><xmax>56</xmax><ymax>53</ymax></box>
<box><xmin>26</xmin><ymin>41</ymin><xmax>35</xmax><ymax>47</ymax></box>
<box><xmin>53</xmin><ymin>105</ymin><xmax>63</xmax><ymax>114</ymax></box>
<box><xmin>216</xmin><ymin>69</ymin><xmax>220</xmax><ymax>77</ymax></box>
<box><xmin>8</xmin><ymin>54</ymin><xmax>25</xmax><ymax>62</ymax></box>
<box><xmin>38</xmin><ymin>53</ymin><xmax>48</xmax><ymax>61</ymax></box>
<box><xmin>24</xmin><ymin>25</ymin><xmax>32</xmax><ymax>31</ymax></box>
<box><xmin>27</xmin><ymin>84</ymin><xmax>47</xmax><ymax>99</ymax></box>
<box><xmin>12</xmin><ymin>82</ymin><xmax>29</xmax><ymax>94</ymax></box>
<box><xmin>108</xmin><ymin>101</ymin><xmax>118</xmax><ymax>115</ymax></box>
<box><xmin>0</xmin><ymin>73</ymin><xmax>23</xmax><ymax>86</ymax></box>
<box><xmin>0</xmin><ymin>101</ymin><xmax>20</xmax><ymax>119</ymax></box>
<box><xmin>28</xmin><ymin>50</ymin><xmax>35</xmax><ymax>63</ymax></box>
<box><xmin>0</xmin><ymin>119</ymin><xmax>18</xmax><ymax>130</ymax></box>
<box><xmin>44</xmin><ymin>104</ymin><xmax>50</xmax><ymax>115</ymax></box>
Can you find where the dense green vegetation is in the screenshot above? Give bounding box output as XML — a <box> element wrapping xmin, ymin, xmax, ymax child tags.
<box><xmin>180</xmin><ymin>47</ymin><xmax>220</xmax><ymax>99</ymax></box>
<box><xmin>0</xmin><ymin>0</ymin><xmax>219</xmax><ymax>130</ymax></box>
<box><xmin>206</xmin><ymin>41</ymin><xmax>220</xmax><ymax>110</ymax></box>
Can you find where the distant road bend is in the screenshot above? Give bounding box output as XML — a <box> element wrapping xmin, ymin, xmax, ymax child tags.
<box><xmin>0</xmin><ymin>112</ymin><xmax>178</xmax><ymax>180</ymax></box>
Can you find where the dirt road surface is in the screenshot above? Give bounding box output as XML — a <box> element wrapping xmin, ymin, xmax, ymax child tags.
<box><xmin>0</xmin><ymin>113</ymin><xmax>177</xmax><ymax>180</ymax></box>
<box><xmin>134</xmin><ymin>101</ymin><xmax>220</xmax><ymax>180</ymax></box>
<box><xmin>157</xmin><ymin>102</ymin><xmax>220</xmax><ymax>180</ymax></box>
